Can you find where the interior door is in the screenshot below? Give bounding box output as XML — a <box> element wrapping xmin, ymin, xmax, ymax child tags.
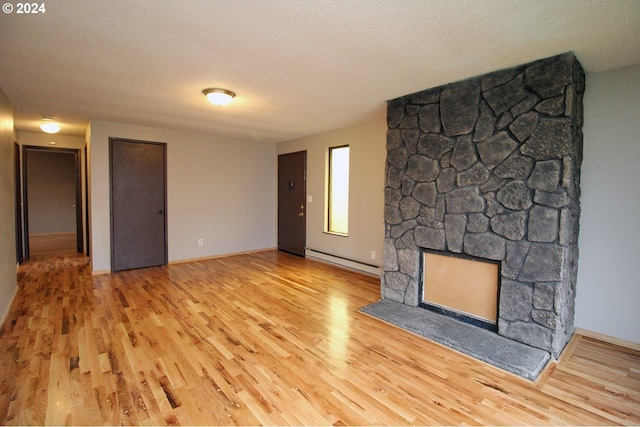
<box><xmin>110</xmin><ymin>138</ymin><xmax>167</xmax><ymax>271</ymax></box>
<box><xmin>278</xmin><ymin>151</ymin><xmax>306</xmax><ymax>256</ymax></box>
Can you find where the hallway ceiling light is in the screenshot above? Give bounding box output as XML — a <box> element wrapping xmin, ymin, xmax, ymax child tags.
<box><xmin>203</xmin><ymin>88</ymin><xmax>235</xmax><ymax>106</ymax></box>
<box><xmin>40</xmin><ymin>117</ymin><xmax>60</xmax><ymax>134</ymax></box>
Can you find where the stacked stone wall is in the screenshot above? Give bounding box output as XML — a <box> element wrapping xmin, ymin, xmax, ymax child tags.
<box><xmin>382</xmin><ymin>52</ymin><xmax>584</xmax><ymax>357</ymax></box>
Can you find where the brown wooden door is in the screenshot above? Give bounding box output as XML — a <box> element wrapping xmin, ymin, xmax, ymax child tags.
<box><xmin>278</xmin><ymin>151</ymin><xmax>306</xmax><ymax>256</ymax></box>
<box><xmin>110</xmin><ymin>138</ymin><xmax>167</xmax><ymax>271</ymax></box>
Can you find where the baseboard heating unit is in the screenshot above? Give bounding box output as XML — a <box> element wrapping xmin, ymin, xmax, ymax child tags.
<box><xmin>305</xmin><ymin>248</ymin><xmax>382</xmax><ymax>277</ymax></box>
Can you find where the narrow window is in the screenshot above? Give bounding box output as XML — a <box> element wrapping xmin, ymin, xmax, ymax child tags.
<box><xmin>327</xmin><ymin>145</ymin><xmax>349</xmax><ymax>235</ymax></box>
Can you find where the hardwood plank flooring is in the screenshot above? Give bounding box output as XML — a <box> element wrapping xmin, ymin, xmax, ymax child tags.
<box><xmin>1</xmin><ymin>251</ymin><xmax>638</xmax><ymax>425</ymax></box>
<box><xmin>28</xmin><ymin>232</ymin><xmax>77</xmax><ymax>258</ymax></box>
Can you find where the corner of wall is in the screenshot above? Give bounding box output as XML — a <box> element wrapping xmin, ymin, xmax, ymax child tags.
<box><xmin>0</xmin><ymin>85</ymin><xmax>18</xmax><ymax>324</ymax></box>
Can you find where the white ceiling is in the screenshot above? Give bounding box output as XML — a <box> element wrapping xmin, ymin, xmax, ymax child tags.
<box><xmin>1</xmin><ymin>0</ymin><xmax>639</xmax><ymax>143</ymax></box>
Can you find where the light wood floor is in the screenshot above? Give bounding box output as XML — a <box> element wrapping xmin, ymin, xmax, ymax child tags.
<box><xmin>28</xmin><ymin>232</ymin><xmax>78</xmax><ymax>258</ymax></box>
<box><xmin>1</xmin><ymin>251</ymin><xmax>638</xmax><ymax>425</ymax></box>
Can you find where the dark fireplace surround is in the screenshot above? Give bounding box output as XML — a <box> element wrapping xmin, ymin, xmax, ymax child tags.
<box><xmin>382</xmin><ymin>53</ymin><xmax>584</xmax><ymax>358</ymax></box>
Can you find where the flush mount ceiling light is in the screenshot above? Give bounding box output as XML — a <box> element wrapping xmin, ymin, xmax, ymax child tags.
<box><xmin>40</xmin><ymin>117</ymin><xmax>60</xmax><ymax>134</ymax></box>
<box><xmin>203</xmin><ymin>88</ymin><xmax>235</xmax><ymax>106</ymax></box>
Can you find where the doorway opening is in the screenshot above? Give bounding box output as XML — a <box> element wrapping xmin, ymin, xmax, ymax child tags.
<box><xmin>22</xmin><ymin>146</ymin><xmax>83</xmax><ymax>259</ymax></box>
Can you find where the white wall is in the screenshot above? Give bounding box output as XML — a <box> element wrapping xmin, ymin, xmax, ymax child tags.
<box><xmin>25</xmin><ymin>151</ymin><xmax>77</xmax><ymax>234</ymax></box>
<box><xmin>88</xmin><ymin>120</ymin><xmax>276</xmax><ymax>273</ymax></box>
<box><xmin>19</xmin><ymin>131</ymin><xmax>85</xmax><ymax>150</ymax></box>
<box><xmin>0</xmin><ymin>87</ymin><xmax>17</xmax><ymax>324</ymax></box>
<box><xmin>576</xmin><ymin>64</ymin><xmax>640</xmax><ymax>344</ymax></box>
<box><xmin>277</xmin><ymin>111</ymin><xmax>387</xmax><ymax>270</ymax></box>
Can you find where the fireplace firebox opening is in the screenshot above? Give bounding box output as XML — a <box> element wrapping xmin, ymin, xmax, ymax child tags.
<box><xmin>419</xmin><ymin>249</ymin><xmax>500</xmax><ymax>332</ymax></box>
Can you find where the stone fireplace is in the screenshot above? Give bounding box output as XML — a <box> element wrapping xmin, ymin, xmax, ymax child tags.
<box><xmin>382</xmin><ymin>52</ymin><xmax>584</xmax><ymax>358</ymax></box>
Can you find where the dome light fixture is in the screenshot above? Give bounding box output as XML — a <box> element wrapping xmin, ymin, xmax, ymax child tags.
<box><xmin>203</xmin><ymin>88</ymin><xmax>235</xmax><ymax>106</ymax></box>
<box><xmin>40</xmin><ymin>117</ymin><xmax>61</xmax><ymax>134</ymax></box>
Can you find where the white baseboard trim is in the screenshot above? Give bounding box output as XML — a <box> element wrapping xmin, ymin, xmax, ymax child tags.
<box><xmin>170</xmin><ymin>247</ymin><xmax>276</xmax><ymax>265</ymax></box>
<box><xmin>305</xmin><ymin>248</ymin><xmax>382</xmax><ymax>277</ymax></box>
<box><xmin>575</xmin><ymin>327</ymin><xmax>640</xmax><ymax>352</ymax></box>
<box><xmin>92</xmin><ymin>248</ymin><xmax>277</xmax><ymax>275</ymax></box>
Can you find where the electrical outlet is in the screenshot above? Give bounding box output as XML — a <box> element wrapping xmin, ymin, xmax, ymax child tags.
<box><xmin>371</xmin><ymin>250</ymin><xmax>376</xmax><ymax>260</ymax></box>
<box><xmin>198</xmin><ymin>238</ymin><xmax>204</xmax><ymax>246</ymax></box>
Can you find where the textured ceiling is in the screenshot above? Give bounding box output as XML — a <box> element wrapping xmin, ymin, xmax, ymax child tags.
<box><xmin>1</xmin><ymin>0</ymin><xmax>639</xmax><ymax>143</ymax></box>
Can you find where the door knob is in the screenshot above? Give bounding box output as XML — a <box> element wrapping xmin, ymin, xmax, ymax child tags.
<box><xmin>158</xmin><ymin>210</ymin><xmax>164</xmax><ymax>215</ymax></box>
<box><xmin>298</xmin><ymin>212</ymin><xmax>304</xmax><ymax>217</ymax></box>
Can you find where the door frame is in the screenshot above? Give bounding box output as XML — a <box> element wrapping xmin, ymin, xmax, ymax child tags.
<box><xmin>84</xmin><ymin>142</ymin><xmax>90</xmax><ymax>257</ymax></box>
<box><xmin>22</xmin><ymin>145</ymin><xmax>84</xmax><ymax>259</ymax></box>
<box><xmin>14</xmin><ymin>142</ymin><xmax>23</xmax><ymax>263</ymax></box>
